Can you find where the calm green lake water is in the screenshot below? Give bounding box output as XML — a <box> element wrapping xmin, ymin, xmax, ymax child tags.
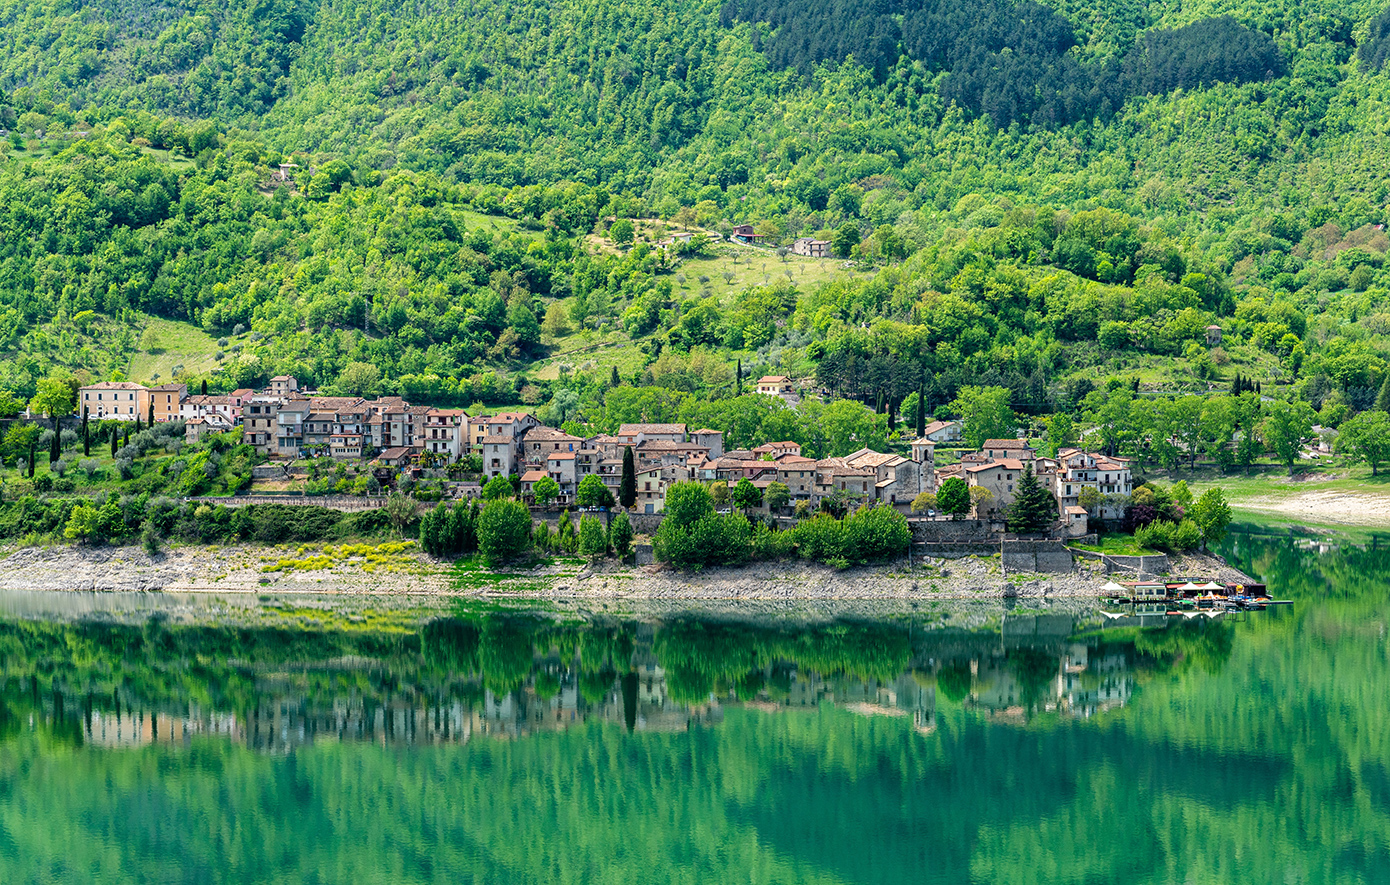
<box><xmin>0</xmin><ymin>528</ymin><xmax>1386</xmax><ymax>884</ymax></box>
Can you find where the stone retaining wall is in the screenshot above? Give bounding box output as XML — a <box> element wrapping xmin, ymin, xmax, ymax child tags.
<box><xmin>1069</xmin><ymin>547</ymin><xmax>1170</xmax><ymax>577</ymax></box>
<box><xmin>187</xmin><ymin>494</ymin><xmax>387</xmax><ymax>512</ymax></box>
<box><xmin>1001</xmin><ymin>539</ymin><xmax>1074</xmax><ymax>574</ymax></box>
<box><xmin>909</xmin><ymin>519</ymin><xmax>996</xmax><ymax>543</ymax></box>
<box><xmin>914</xmin><ymin>542</ymin><xmax>1001</xmax><ymax>559</ymax></box>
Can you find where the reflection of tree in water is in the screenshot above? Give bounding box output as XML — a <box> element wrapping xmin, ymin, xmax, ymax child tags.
<box><xmin>1006</xmin><ymin>647</ymin><xmax>1057</xmax><ymax>711</ymax></box>
<box><xmin>1134</xmin><ymin>619</ymin><xmax>1234</xmax><ymax>675</ymax></box>
<box><xmin>936</xmin><ymin>662</ymin><xmax>972</xmax><ymax>703</ymax></box>
<box><xmin>478</xmin><ymin>619</ymin><xmax>538</xmax><ymax>695</ymax></box>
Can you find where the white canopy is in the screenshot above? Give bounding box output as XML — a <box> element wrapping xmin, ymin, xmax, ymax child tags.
<box><xmin>1101</xmin><ymin>582</ymin><xmax>1127</xmax><ymax>593</ymax></box>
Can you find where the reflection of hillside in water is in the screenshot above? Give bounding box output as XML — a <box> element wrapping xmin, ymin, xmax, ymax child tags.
<box><xmin>0</xmin><ymin>611</ymin><xmax>1227</xmax><ymax>753</ymax></box>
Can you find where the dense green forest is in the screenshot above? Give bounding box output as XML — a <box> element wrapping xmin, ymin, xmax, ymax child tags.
<box><xmin>1</xmin><ymin>0</ymin><xmax>1390</xmax><ymax>452</ymax></box>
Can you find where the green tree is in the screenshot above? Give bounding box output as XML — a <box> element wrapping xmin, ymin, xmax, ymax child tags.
<box><xmin>578</xmin><ymin>474</ymin><xmax>615</xmax><ymax>508</ymax></box>
<box><xmin>578</xmin><ymin>515</ymin><xmax>608</xmax><ymax>558</ymax></box>
<box><xmin>1260</xmin><ymin>400</ymin><xmax>1315</xmax><ymax>476</ymax></box>
<box><xmin>81</xmin><ymin>407</ymin><xmax>90</xmax><ymax>456</ymax></box>
<box><xmin>1190</xmin><ymin>488</ymin><xmax>1232</xmax><ymax>550</ymax></box>
<box><xmin>1042</xmin><ymin>413</ymin><xmax>1075</xmax><ymax>457</ymax></box>
<box><xmin>1005</xmin><ymin>466</ymin><xmax>1057</xmax><ymax>533</ymax></box>
<box><xmin>1336</xmin><ymin>411</ymin><xmax>1390</xmax><ymax>476</ymax></box>
<box><xmin>608</xmin><ymin>511</ymin><xmax>634</xmax><ymax>559</ymax></box>
<box><xmin>764</xmin><ymin>481</ymin><xmax>790</xmax><ymax>512</ymax></box>
<box><xmin>731</xmin><ymin>477</ymin><xmax>763</xmax><ymax>513</ymax></box>
<box><xmin>384</xmin><ymin>493</ymin><xmax>418</xmax><ymax>537</ymax></box>
<box><xmin>28</xmin><ymin>376</ymin><xmax>75</xmax><ymax>423</ymax></box>
<box><xmin>950</xmin><ymin>386</ymin><xmax>1015</xmax><ymax>449</ymax></box>
<box><xmin>609</xmin><ymin>218</ymin><xmax>635</xmax><ymax>246</ymax></box>
<box><xmin>477</xmin><ymin>499</ymin><xmax>534</xmax><ymax>565</ymax></box>
<box><xmin>335</xmin><ymin>361</ymin><xmax>383</xmax><ymax>396</ymax></box>
<box><xmin>532</xmin><ymin>475</ymin><xmax>561</xmax><ymax>506</ymax></box>
<box><xmin>911</xmin><ymin>491</ymin><xmax>936</xmax><ymax>513</ymax></box>
<box><xmin>937</xmin><ymin>477</ymin><xmax>971</xmax><ymax>519</ymax></box>
<box><xmin>832</xmin><ymin>221</ymin><xmax>860</xmax><ymax>257</ymax></box>
<box><xmin>483</xmin><ymin>475</ymin><xmax>514</xmax><ymax>500</ymax></box>
<box><xmin>619</xmin><ymin>447</ymin><xmax>637</xmax><ymax>508</ymax></box>
<box><xmin>1376</xmin><ymin>375</ymin><xmax>1390</xmax><ymax>413</ymax></box>
<box><xmin>64</xmin><ymin>503</ymin><xmax>103</xmax><ymax>544</ymax></box>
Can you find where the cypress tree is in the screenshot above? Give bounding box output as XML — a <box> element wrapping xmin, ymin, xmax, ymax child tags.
<box><xmin>610</xmin><ymin>366</ymin><xmax>620</xmax><ymax>388</ymax></box>
<box><xmin>619</xmin><ymin>446</ymin><xmax>637</xmax><ymax>509</ymax></box>
<box><xmin>149</xmin><ymin>399</ymin><xmax>155</xmax><ymax>425</ymax></box>
<box><xmin>123</xmin><ymin>426</ymin><xmax>130</xmax><ymax>448</ymax></box>
<box><xmin>1376</xmin><ymin>375</ymin><xmax>1390</xmax><ymax>413</ymax></box>
<box><xmin>82</xmin><ymin>407</ymin><xmax>90</xmax><ymax>456</ymax></box>
<box><xmin>28</xmin><ymin>439</ymin><xmax>35</xmax><ymax>477</ymax></box>
<box><xmin>49</xmin><ymin>419</ymin><xmax>60</xmax><ymax>464</ymax></box>
<box><xmin>1006</xmin><ymin>465</ymin><xmax>1057</xmax><ymax>534</ymax></box>
<box><xmin>135</xmin><ymin>414</ymin><xmax>142</xmax><ymax>432</ymax></box>
<box><xmin>110</xmin><ymin>424</ymin><xmax>118</xmax><ymax>457</ymax></box>
<box><xmin>201</xmin><ymin>379</ymin><xmax>208</xmax><ymax>396</ymax></box>
<box><xmin>736</xmin><ymin>359</ymin><xmax>743</xmax><ymax>396</ymax></box>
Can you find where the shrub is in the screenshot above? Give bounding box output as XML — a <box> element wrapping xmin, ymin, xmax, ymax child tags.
<box><xmin>792</xmin><ymin>514</ymin><xmax>845</xmax><ymax>562</ymax></box>
<box><xmin>751</xmin><ymin>522</ymin><xmax>795</xmax><ymax>560</ymax></box>
<box><xmin>608</xmin><ymin>511</ymin><xmax>634</xmax><ymax>559</ymax></box>
<box><xmin>578</xmin><ymin>515</ymin><xmax>608</xmax><ymax>558</ymax></box>
<box><xmin>482</xmin><ymin>475</ymin><xmax>513</xmax><ymax>500</ymax></box>
<box><xmin>842</xmin><ymin>506</ymin><xmax>911</xmax><ymax>562</ymax></box>
<box><xmin>477</xmin><ymin>499</ymin><xmax>533</xmax><ymax>565</ymax></box>
<box><xmin>1173</xmin><ymin>518</ymin><xmax>1202</xmax><ymax>550</ymax></box>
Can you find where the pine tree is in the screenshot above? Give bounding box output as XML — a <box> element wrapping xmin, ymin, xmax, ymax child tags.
<box><xmin>1376</xmin><ymin>375</ymin><xmax>1390</xmax><ymax>413</ymax></box>
<box><xmin>619</xmin><ymin>446</ymin><xmax>637</xmax><ymax>508</ymax></box>
<box><xmin>1006</xmin><ymin>465</ymin><xmax>1057</xmax><ymax>534</ymax></box>
<box><xmin>82</xmin><ymin>407</ymin><xmax>90</xmax><ymax>456</ymax></box>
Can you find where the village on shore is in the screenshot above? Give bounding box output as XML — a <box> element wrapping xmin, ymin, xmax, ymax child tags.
<box><xmin>73</xmin><ymin>373</ymin><xmax>1131</xmax><ymax>535</ymax></box>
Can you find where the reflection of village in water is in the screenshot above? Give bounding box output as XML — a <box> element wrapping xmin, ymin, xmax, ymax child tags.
<box><xmin>53</xmin><ymin>613</ymin><xmax>1155</xmax><ymax>752</ymax></box>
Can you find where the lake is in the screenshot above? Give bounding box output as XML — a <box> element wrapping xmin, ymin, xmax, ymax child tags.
<box><xmin>0</xmin><ymin>527</ymin><xmax>1386</xmax><ymax>884</ymax></box>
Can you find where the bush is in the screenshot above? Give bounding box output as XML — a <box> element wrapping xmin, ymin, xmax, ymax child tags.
<box><xmin>841</xmin><ymin>506</ymin><xmax>911</xmax><ymax>562</ymax></box>
<box><xmin>482</xmin><ymin>475</ymin><xmax>513</xmax><ymax>500</ymax></box>
<box><xmin>477</xmin><ymin>499</ymin><xmax>533</xmax><ymax>565</ymax></box>
<box><xmin>608</xmin><ymin>511</ymin><xmax>634</xmax><ymax>559</ymax></box>
<box><xmin>792</xmin><ymin>514</ymin><xmax>844</xmax><ymax>562</ymax></box>
<box><xmin>578</xmin><ymin>515</ymin><xmax>608</xmax><ymax>558</ymax></box>
<box><xmin>752</xmin><ymin>522</ymin><xmax>795</xmax><ymax>560</ymax></box>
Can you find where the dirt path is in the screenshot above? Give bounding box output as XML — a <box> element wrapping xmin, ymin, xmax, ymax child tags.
<box><xmin>1232</xmin><ymin>490</ymin><xmax>1390</xmax><ymax>527</ymax></box>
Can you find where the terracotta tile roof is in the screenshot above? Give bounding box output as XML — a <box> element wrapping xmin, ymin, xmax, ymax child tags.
<box><xmin>481</xmin><ymin>434</ymin><xmax>513</xmax><ymax>444</ymax></box>
<box><xmin>83</xmin><ymin>381</ymin><xmax>146</xmax><ymax>390</ymax></box>
<box><xmin>618</xmin><ymin>423</ymin><xmax>686</xmax><ymax>435</ymax></box>
<box><xmin>982</xmin><ymin>439</ymin><xmax>1033</xmax><ymax>449</ymax></box>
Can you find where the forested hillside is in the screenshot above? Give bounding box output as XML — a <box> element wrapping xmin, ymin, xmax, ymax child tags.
<box><xmin>1</xmin><ymin>0</ymin><xmax>1390</xmax><ymax>455</ymax></box>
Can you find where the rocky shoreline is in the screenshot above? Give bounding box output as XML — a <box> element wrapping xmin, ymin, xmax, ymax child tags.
<box><xmin>0</xmin><ymin>542</ymin><xmax>1254</xmax><ymax>602</ymax></box>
